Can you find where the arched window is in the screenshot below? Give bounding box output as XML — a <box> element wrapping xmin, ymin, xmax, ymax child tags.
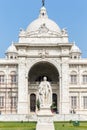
<box><xmin>74</xmin><ymin>56</ymin><xmax>77</xmax><ymax>59</ymax></box>
<box><xmin>82</xmin><ymin>71</ymin><xmax>87</xmax><ymax>84</ymax></box>
<box><xmin>70</xmin><ymin>96</ymin><xmax>77</xmax><ymax>109</ymax></box>
<box><xmin>0</xmin><ymin>96</ymin><xmax>4</xmax><ymax>108</ymax></box>
<box><xmin>10</xmin><ymin>56</ymin><xmax>13</xmax><ymax>59</ymax></box>
<box><xmin>10</xmin><ymin>71</ymin><xmax>17</xmax><ymax>84</ymax></box>
<box><xmin>0</xmin><ymin>71</ymin><xmax>5</xmax><ymax>84</ymax></box>
<box><xmin>83</xmin><ymin>96</ymin><xmax>87</xmax><ymax>109</ymax></box>
<box><xmin>70</xmin><ymin>71</ymin><xmax>77</xmax><ymax>84</ymax></box>
<box><xmin>11</xmin><ymin>96</ymin><xmax>17</xmax><ymax>108</ymax></box>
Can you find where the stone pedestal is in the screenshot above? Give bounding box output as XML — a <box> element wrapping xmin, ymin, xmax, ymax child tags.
<box><xmin>36</xmin><ymin>108</ymin><xmax>55</xmax><ymax>130</ymax></box>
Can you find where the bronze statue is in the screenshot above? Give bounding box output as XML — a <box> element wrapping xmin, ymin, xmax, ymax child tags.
<box><xmin>42</xmin><ymin>0</ymin><xmax>45</xmax><ymax>6</ymax></box>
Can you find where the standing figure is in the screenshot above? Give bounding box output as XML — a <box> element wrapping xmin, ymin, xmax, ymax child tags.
<box><xmin>38</xmin><ymin>76</ymin><xmax>52</xmax><ymax>108</ymax></box>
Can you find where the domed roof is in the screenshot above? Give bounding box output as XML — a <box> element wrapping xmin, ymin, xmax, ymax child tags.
<box><xmin>70</xmin><ymin>43</ymin><xmax>81</xmax><ymax>53</ymax></box>
<box><xmin>26</xmin><ymin>7</ymin><xmax>61</xmax><ymax>37</ymax></box>
<box><xmin>6</xmin><ymin>43</ymin><xmax>17</xmax><ymax>53</ymax></box>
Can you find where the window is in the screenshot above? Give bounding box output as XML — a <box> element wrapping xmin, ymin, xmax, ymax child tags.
<box><xmin>30</xmin><ymin>94</ymin><xmax>36</xmax><ymax>112</ymax></box>
<box><xmin>83</xmin><ymin>75</ymin><xmax>87</xmax><ymax>84</ymax></box>
<box><xmin>83</xmin><ymin>96</ymin><xmax>87</xmax><ymax>109</ymax></box>
<box><xmin>0</xmin><ymin>75</ymin><xmax>5</xmax><ymax>84</ymax></box>
<box><xmin>74</xmin><ymin>56</ymin><xmax>77</xmax><ymax>59</ymax></box>
<box><xmin>10</xmin><ymin>71</ymin><xmax>17</xmax><ymax>84</ymax></box>
<box><xmin>10</xmin><ymin>56</ymin><xmax>13</xmax><ymax>59</ymax></box>
<box><xmin>70</xmin><ymin>75</ymin><xmax>77</xmax><ymax>84</ymax></box>
<box><xmin>11</xmin><ymin>97</ymin><xmax>17</xmax><ymax>108</ymax></box>
<box><xmin>0</xmin><ymin>96</ymin><xmax>4</xmax><ymax>107</ymax></box>
<box><xmin>11</xmin><ymin>75</ymin><xmax>17</xmax><ymax>84</ymax></box>
<box><xmin>71</xmin><ymin>96</ymin><xmax>77</xmax><ymax>109</ymax></box>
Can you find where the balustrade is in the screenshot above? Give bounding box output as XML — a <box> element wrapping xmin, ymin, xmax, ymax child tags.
<box><xmin>28</xmin><ymin>81</ymin><xmax>59</xmax><ymax>90</ymax></box>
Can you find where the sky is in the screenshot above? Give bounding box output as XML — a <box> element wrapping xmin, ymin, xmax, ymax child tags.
<box><xmin>0</xmin><ymin>0</ymin><xmax>87</xmax><ymax>58</ymax></box>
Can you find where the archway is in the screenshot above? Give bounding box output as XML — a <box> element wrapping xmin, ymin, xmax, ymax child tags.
<box><xmin>52</xmin><ymin>93</ymin><xmax>58</xmax><ymax>113</ymax></box>
<box><xmin>30</xmin><ymin>94</ymin><xmax>36</xmax><ymax>112</ymax></box>
<box><xmin>28</xmin><ymin>61</ymin><xmax>59</xmax><ymax>82</ymax></box>
<box><xmin>28</xmin><ymin>61</ymin><xmax>59</xmax><ymax>113</ymax></box>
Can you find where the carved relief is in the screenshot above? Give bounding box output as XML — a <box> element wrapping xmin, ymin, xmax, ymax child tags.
<box><xmin>39</xmin><ymin>23</ymin><xmax>49</xmax><ymax>34</ymax></box>
<box><xmin>26</xmin><ymin>23</ymin><xmax>61</xmax><ymax>38</ymax></box>
<box><xmin>38</xmin><ymin>49</ymin><xmax>49</xmax><ymax>58</ymax></box>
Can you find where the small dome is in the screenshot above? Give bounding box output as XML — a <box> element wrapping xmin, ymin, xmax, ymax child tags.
<box><xmin>6</xmin><ymin>43</ymin><xmax>17</xmax><ymax>53</ymax></box>
<box><xmin>26</xmin><ymin>7</ymin><xmax>61</xmax><ymax>37</ymax></box>
<box><xmin>70</xmin><ymin>43</ymin><xmax>81</xmax><ymax>53</ymax></box>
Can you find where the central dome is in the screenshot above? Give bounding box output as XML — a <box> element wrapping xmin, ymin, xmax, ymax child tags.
<box><xmin>26</xmin><ymin>7</ymin><xmax>61</xmax><ymax>37</ymax></box>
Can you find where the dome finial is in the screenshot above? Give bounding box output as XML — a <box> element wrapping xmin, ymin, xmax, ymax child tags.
<box><xmin>42</xmin><ymin>0</ymin><xmax>45</xmax><ymax>6</ymax></box>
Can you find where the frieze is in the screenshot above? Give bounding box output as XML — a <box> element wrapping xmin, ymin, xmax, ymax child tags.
<box><xmin>38</xmin><ymin>49</ymin><xmax>49</xmax><ymax>58</ymax></box>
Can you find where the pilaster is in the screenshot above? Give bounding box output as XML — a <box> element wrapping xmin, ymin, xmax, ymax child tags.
<box><xmin>60</xmin><ymin>58</ymin><xmax>69</xmax><ymax>114</ymax></box>
<box><xmin>17</xmin><ymin>57</ymin><xmax>28</xmax><ymax>114</ymax></box>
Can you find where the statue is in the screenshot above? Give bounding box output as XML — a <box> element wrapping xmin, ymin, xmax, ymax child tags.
<box><xmin>42</xmin><ymin>0</ymin><xmax>45</xmax><ymax>6</ymax></box>
<box><xmin>38</xmin><ymin>76</ymin><xmax>52</xmax><ymax>108</ymax></box>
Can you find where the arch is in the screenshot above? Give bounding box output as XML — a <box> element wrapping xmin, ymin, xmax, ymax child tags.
<box><xmin>82</xmin><ymin>71</ymin><xmax>87</xmax><ymax>75</ymax></box>
<box><xmin>27</xmin><ymin>59</ymin><xmax>60</xmax><ymax>76</ymax></box>
<box><xmin>70</xmin><ymin>71</ymin><xmax>77</xmax><ymax>75</ymax></box>
<box><xmin>30</xmin><ymin>93</ymin><xmax>36</xmax><ymax>112</ymax></box>
<box><xmin>0</xmin><ymin>71</ymin><xmax>5</xmax><ymax>75</ymax></box>
<box><xmin>10</xmin><ymin>71</ymin><xmax>17</xmax><ymax>75</ymax></box>
<box><xmin>28</xmin><ymin>60</ymin><xmax>59</xmax><ymax>113</ymax></box>
<box><xmin>28</xmin><ymin>61</ymin><xmax>59</xmax><ymax>82</ymax></box>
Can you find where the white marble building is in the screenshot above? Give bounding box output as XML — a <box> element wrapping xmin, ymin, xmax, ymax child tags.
<box><xmin>0</xmin><ymin>6</ymin><xmax>87</xmax><ymax>120</ymax></box>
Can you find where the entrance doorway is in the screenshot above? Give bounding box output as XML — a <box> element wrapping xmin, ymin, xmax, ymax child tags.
<box><xmin>28</xmin><ymin>61</ymin><xmax>59</xmax><ymax>113</ymax></box>
<box><xmin>30</xmin><ymin>94</ymin><xmax>36</xmax><ymax>112</ymax></box>
<box><xmin>52</xmin><ymin>93</ymin><xmax>57</xmax><ymax>113</ymax></box>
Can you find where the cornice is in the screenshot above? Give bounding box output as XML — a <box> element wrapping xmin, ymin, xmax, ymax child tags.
<box><xmin>0</xmin><ymin>59</ymin><xmax>18</xmax><ymax>65</ymax></box>
<box><xmin>15</xmin><ymin>42</ymin><xmax>72</xmax><ymax>47</ymax></box>
<box><xmin>69</xmin><ymin>59</ymin><xmax>87</xmax><ymax>65</ymax></box>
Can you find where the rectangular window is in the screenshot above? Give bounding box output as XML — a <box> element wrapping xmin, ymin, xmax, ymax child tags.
<box><xmin>11</xmin><ymin>75</ymin><xmax>17</xmax><ymax>84</ymax></box>
<box><xmin>70</xmin><ymin>75</ymin><xmax>77</xmax><ymax>84</ymax></box>
<box><xmin>11</xmin><ymin>97</ymin><xmax>17</xmax><ymax>108</ymax></box>
<box><xmin>83</xmin><ymin>75</ymin><xmax>87</xmax><ymax>84</ymax></box>
<box><xmin>0</xmin><ymin>75</ymin><xmax>5</xmax><ymax>84</ymax></box>
<box><xmin>71</xmin><ymin>96</ymin><xmax>77</xmax><ymax>109</ymax></box>
<box><xmin>83</xmin><ymin>96</ymin><xmax>87</xmax><ymax>109</ymax></box>
<box><xmin>0</xmin><ymin>96</ymin><xmax>4</xmax><ymax>107</ymax></box>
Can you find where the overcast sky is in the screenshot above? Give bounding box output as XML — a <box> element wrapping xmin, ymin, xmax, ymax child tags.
<box><xmin>0</xmin><ymin>0</ymin><xmax>87</xmax><ymax>57</ymax></box>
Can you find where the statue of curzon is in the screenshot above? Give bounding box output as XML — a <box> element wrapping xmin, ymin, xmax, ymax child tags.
<box><xmin>38</xmin><ymin>76</ymin><xmax>52</xmax><ymax>108</ymax></box>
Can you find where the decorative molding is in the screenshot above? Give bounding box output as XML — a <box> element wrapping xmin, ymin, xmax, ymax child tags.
<box><xmin>39</xmin><ymin>23</ymin><xmax>49</xmax><ymax>34</ymax></box>
<box><xmin>38</xmin><ymin>49</ymin><xmax>49</xmax><ymax>58</ymax></box>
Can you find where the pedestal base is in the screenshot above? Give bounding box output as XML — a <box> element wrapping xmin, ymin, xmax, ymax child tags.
<box><xmin>36</xmin><ymin>123</ymin><xmax>54</xmax><ymax>130</ymax></box>
<box><xmin>36</xmin><ymin>108</ymin><xmax>55</xmax><ymax>130</ymax></box>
